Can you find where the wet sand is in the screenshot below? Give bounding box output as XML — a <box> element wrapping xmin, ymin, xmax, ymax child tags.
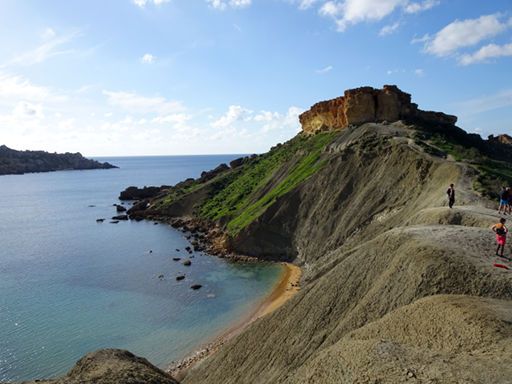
<box><xmin>168</xmin><ymin>262</ymin><xmax>301</xmax><ymax>381</ymax></box>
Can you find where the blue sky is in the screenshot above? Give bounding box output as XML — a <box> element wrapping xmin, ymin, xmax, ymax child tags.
<box><xmin>0</xmin><ymin>0</ymin><xmax>511</xmax><ymax>156</ymax></box>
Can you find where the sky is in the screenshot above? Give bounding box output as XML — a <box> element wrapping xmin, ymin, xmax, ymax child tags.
<box><xmin>0</xmin><ymin>0</ymin><xmax>511</xmax><ymax>156</ymax></box>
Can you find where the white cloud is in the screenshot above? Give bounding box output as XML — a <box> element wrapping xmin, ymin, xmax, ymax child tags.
<box><xmin>206</xmin><ymin>0</ymin><xmax>251</xmax><ymax>10</ymax></box>
<box><xmin>211</xmin><ymin>105</ymin><xmax>252</xmax><ymax>128</ymax></box>
<box><xmin>0</xmin><ymin>71</ymin><xmax>52</xmax><ymax>101</ymax></box>
<box><xmin>41</xmin><ymin>27</ymin><xmax>57</xmax><ymax>40</ymax></box>
<box><xmin>103</xmin><ymin>90</ymin><xmax>184</xmax><ymax>115</ymax></box>
<box><xmin>459</xmin><ymin>42</ymin><xmax>512</xmax><ymax>65</ymax></box>
<box><xmin>424</xmin><ymin>14</ymin><xmax>511</xmax><ymax>57</ymax></box>
<box><xmin>411</xmin><ymin>33</ymin><xmax>430</xmax><ymax>44</ymax></box>
<box><xmin>140</xmin><ymin>53</ymin><xmax>156</xmax><ymax>63</ymax></box>
<box><xmin>211</xmin><ymin>105</ymin><xmax>303</xmax><ymax>137</ymax></box>
<box><xmin>133</xmin><ymin>0</ymin><xmax>170</xmax><ymax>8</ymax></box>
<box><xmin>404</xmin><ymin>0</ymin><xmax>439</xmax><ymax>14</ymax></box>
<box><xmin>320</xmin><ymin>0</ymin><xmax>406</xmax><ymax>32</ymax></box>
<box><xmin>8</xmin><ymin>30</ymin><xmax>81</xmax><ymax>66</ymax></box>
<box><xmin>296</xmin><ymin>0</ymin><xmax>321</xmax><ymax>10</ymax></box>
<box><xmin>315</xmin><ymin>65</ymin><xmax>333</xmax><ymax>74</ymax></box>
<box><xmin>254</xmin><ymin>111</ymin><xmax>280</xmax><ymax>122</ymax></box>
<box><xmin>151</xmin><ymin>113</ymin><xmax>192</xmax><ymax>130</ymax></box>
<box><xmin>454</xmin><ymin>89</ymin><xmax>512</xmax><ymax>115</ymax></box>
<box><xmin>259</xmin><ymin>106</ymin><xmax>304</xmax><ymax>133</ymax></box>
<box><xmin>13</xmin><ymin>101</ymin><xmax>44</xmax><ymax>119</ymax></box>
<box><xmin>379</xmin><ymin>22</ymin><xmax>400</xmax><ymax>36</ymax></box>
<box><xmin>414</xmin><ymin>68</ymin><xmax>425</xmax><ymax>76</ymax></box>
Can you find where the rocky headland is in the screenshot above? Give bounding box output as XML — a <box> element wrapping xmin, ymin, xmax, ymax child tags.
<box><xmin>0</xmin><ymin>145</ymin><xmax>117</xmax><ymax>175</ymax></box>
<box><xmin>14</xmin><ymin>85</ymin><xmax>512</xmax><ymax>384</ymax></box>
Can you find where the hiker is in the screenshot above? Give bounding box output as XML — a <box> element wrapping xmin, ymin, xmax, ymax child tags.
<box><xmin>498</xmin><ymin>186</ymin><xmax>508</xmax><ymax>214</ymax></box>
<box><xmin>492</xmin><ymin>218</ymin><xmax>508</xmax><ymax>257</ymax></box>
<box><xmin>446</xmin><ymin>183</ymin><xmax>455</xmax><ymax>208</ymax></box>
<box><xmin>508</xmin><ymin>187</ymin><xmax>512</xmax><ymax>215</ymax></box>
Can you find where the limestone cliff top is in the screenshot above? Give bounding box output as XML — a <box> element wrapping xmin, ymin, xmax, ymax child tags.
<box><xmin>299</xmin><ymin>85</ymin><xmax>457</xmax><ymax>134</ymax></box>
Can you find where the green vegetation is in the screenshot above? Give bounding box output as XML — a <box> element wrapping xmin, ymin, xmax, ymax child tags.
<box><xmin>420</xmin><ymin>133</ymin><xmax>512</xmax><ymax>199</ymax></box>
<box><xmin>199</xmin><ymin>132</ymin><xmax>336</xmax><ymax>234</ymax></box>
<box><xmin>474</xmin><ymin>159</ymin><xmax>512</xmax><ymax>199</ymax></box>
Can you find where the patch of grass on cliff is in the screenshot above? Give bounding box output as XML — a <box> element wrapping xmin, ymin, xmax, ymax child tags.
<box><xmin>154</xmin><ymin>181</ymin><xmax>202</xmax><ymax>209</ymax></box>
<box><xmin>474</xmin><ymin>159</ymin><xmax>512</xmax><ymax>199</ymax></box>
<box><xmin>428</xmin><ymin>134</ymin><xmax>480</xmax><ymax>161</ymax></box>
<box><xmin>199</xmin><ymin>132</ymin><xmax>336</xmax><ymax>234</ymax></box>
<box><xmin>421</xmin><ymin>133</ymin><xmax>512</xmax><ymax>199</ymax></box>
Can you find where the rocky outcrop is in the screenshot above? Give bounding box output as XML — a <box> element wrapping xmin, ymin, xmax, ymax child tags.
<box><xmin>20</xmin><ymin>349</ymin><xmax>178</xmax><ymax>384</ymax></box>
<box><xmin>299</xmin><ymin>85</ymin><xmax>457</xmax><ymax>134</ymax></box>
<box><xmin>0</xmin><ymin>145</ymin><xmax>117</xmax><ymax>175</ymax></box>
<box><xmin>119</xmin><ymin>186</ymin><xmax>170</xmax><ymax>200</ymax></box>
<box><xmin>489</xmin><ymin>134</ymin><xmax>512</xmax><ymax>145</ymax></box>
<box><xmin>199</xmin><ymin>163</ymin><xmax>229</xmax><ymax>182</ymax></box>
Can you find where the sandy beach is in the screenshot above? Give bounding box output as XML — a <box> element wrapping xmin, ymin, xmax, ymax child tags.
<box><xmin>168</xmin><ymin>262</ymin><xmax>301</xmax><ymax>380</ymax></box>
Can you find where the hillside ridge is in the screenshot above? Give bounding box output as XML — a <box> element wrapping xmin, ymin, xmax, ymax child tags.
<box><xmin>0</xmin><ymin>145</ymin><xmax>117</xmax><ymax>175</ymax></box>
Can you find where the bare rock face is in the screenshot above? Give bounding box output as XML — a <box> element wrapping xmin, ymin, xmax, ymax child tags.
<box><xmin>299</xmin><ymin>85</ymin><xmax>457</xmax><ymax>134</ymax></box>
<box><xmin>489</xmin><ymin>134</ymin><xmax>512</xmax><ymax>145</ymax></box>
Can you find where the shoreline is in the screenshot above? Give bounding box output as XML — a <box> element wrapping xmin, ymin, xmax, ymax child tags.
<box><xmin>167</xmin><ymin>262</ymin><xmax>301</xmax><ymax>381</ymax></box>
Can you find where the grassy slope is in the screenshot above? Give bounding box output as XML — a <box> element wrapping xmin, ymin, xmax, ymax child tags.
<box><xmin>154</xmin><ymin>132</ymin><xmax>337</xmax><ymax>235</ymax></box>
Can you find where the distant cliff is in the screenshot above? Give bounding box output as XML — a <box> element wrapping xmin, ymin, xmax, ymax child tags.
<box><xmin>0</xmin><ymin>145</ymin><xmax>117</xmax><ymax>175</ymax></box>
<box><xmin>299</xmin><ymin>85</ymin><xmax>457</xmax><ymax>134</ymax></box>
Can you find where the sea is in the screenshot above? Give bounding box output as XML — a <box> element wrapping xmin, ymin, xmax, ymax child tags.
<box><xmin>0</xmin><ymin>155</ymin><xmax>283</xmax><ymax>382</ymax></box>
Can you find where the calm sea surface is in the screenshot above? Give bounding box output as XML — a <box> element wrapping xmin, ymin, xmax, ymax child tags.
<box><xmin>0</xmin><ymin>156</ymin><xmax>282</xmax><ymax>382</ymax></box>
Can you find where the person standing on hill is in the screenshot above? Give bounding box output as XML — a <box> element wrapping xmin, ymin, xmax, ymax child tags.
<box><xmin>446</xmin><ymin>184</ymin><xmax>455</xmax><ymax>208</ymax></box>
<box><xmin>498</xmin><ymin>186</ymin><xmax>508</xmax><ymax>215</ymax></box>
<box><xmin>492</xmin><ymin>218</ymin><xmax>508</xmax><ymax>257</ymax></box>
<box><xmin>507</xmin><ymin>187</ymin><xmax>512</xmax><ymax>215</ymax></box>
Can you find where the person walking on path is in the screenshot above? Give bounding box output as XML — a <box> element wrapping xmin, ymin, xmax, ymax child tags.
<box><xmin>492</xmin><ymin>218</ymin><xmax>508</xmax><ymax>258</ymax></box>
<box><xmin>446</xmin><ymin>183</ymin><xmax>455</xmax><ymax>208</ymax></box>
<box><xmin>498</xmin><ymin>186</ymin><xmax>509</xmax><ymax>214</ymax></box>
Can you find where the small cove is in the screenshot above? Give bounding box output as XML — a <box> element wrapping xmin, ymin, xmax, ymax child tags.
<box><xmin>0</xmin><ymin>156</ymin><xmax>283</xmax><ymax>382</ymax></box>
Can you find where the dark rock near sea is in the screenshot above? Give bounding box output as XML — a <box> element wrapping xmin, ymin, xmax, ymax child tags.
<box><xmin>116</xmin><ymin>205</ymin><xmax>127</xmax><ymax>213</ymax></box>
<box><xmin>112</xmin><ymin>215</ymin><xmax>128</xmax><ymax>221</ymax></box>
<box><xmin>96</xmin><ymin>218</ymin><xmax>105</xmax><ymax>223</ymax></box>
<box><xmin>190</xmin><ymin>284</ymin><xmax>202</xmax><ymax>290</ymax></box>
<box><xmin>229</xmin><ymin>156</ymin><xmax>247</xmax><ymax>168</ymax></box>
<box><xmin>110</xmin><ymin>221</ymin><xmax>119</xmax><ymax>224</ymax></box>
<box><xmin>172</xmin><ymin>257</ymin><xmax>181</xmax><ymax>261</ymax></box>
<box><xmin>199</xmin><ymin>163</ymin><xmax>229</xmax><ymax>182</ymax></box>
<box><xmin>0</xmin><ymin>145</ymin><xmax>117</xmax><ymax>176</ymax></box>
<box><xmin>183</xmin><ymin>260</ymin><xmax>192</xmax><ymax>266</ymax></box>
<box><xmin>176</xmin><ymin>275</ymin><xmax>185</xmax><ymax>281</ymax></box>
<box><xmin>119</xmin><ymin>186</ymin><xmax>170</xmax><ymax>201</ymax></box>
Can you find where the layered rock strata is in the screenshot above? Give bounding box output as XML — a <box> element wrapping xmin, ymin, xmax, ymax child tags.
<box><xmin>299</xmin><ymin>85</ymin><xmax>457</xmax><ymax>134</ymax></box>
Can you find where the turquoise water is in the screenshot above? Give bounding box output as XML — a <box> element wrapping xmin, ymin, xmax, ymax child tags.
<box><xmin>0</xmin><ymin>156</ymin><xmax>282</xmax><ymax>382</ymax></box>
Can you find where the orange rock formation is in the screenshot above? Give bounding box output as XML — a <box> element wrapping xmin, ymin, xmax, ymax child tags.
<box><xmin>299</xmin><ymin>85</ymin><xmax>457</xmax><ymax>134</ymax></box>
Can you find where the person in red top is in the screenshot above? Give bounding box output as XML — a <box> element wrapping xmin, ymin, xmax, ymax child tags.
<box><xmin>492</xmin><ymin>218</ymin><xmax>508</xmax><ymax>257</ymax></box>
